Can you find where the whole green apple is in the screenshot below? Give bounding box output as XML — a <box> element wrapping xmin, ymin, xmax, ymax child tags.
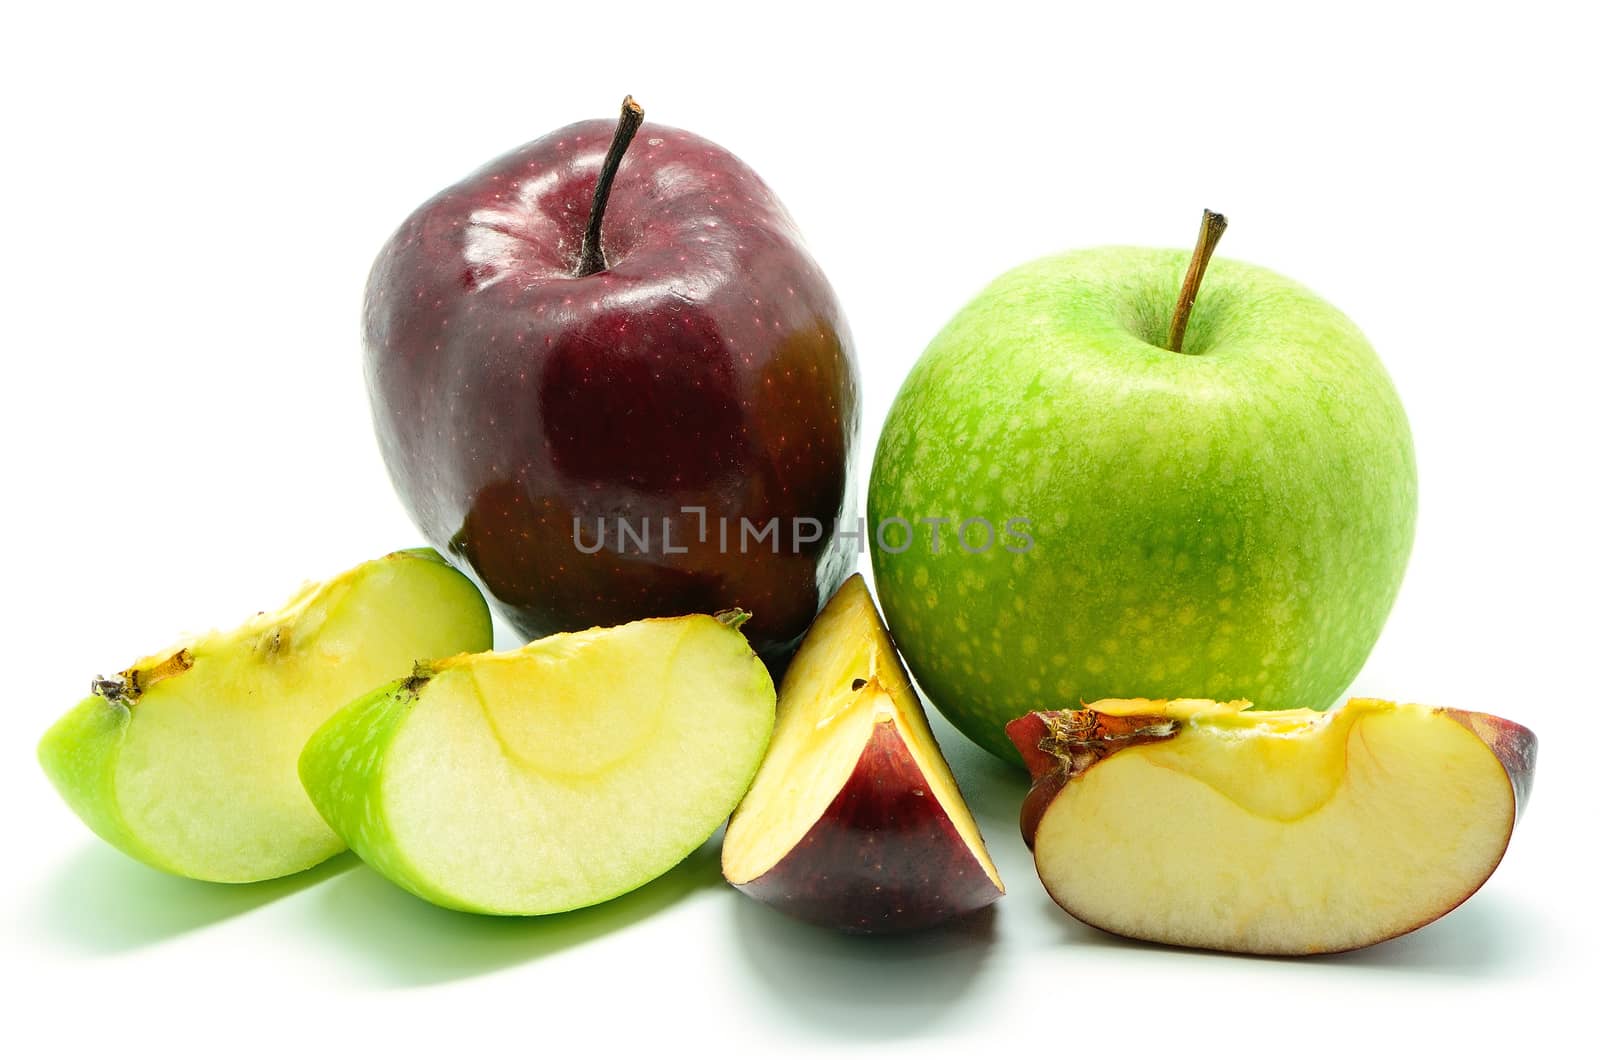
<box><xmin>868</xmin><ymin>236</ymin><xmax>1416</xmax><ymax>763</ymax></box>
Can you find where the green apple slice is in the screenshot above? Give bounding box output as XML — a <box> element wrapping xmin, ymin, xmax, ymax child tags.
<box><xmin>38</xmin><ymin>548</ymin><xmax>492</xmax><ymax>883</ymax></box>
<box><xmin>299</xmin><ymin>612</ymin><xmax>776</xmax><ymax>915</ymax></box>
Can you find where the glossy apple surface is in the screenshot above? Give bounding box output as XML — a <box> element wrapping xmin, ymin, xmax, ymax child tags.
<box><xmin>364</xmin><ymin>105</ymin><xmax>858</xmax><ymax>664</ymax></box>
<box><xmin>722</xmin><ymin>575</ymin><xmax>1003</xmax><ymax>932</ymax></box>
<box><xmin>870</xmin><ymin>245</ymin><xmax>1416</xmax><ymax>761</ymax></box>
<box><xmin>1007</xmin><ymin>697</ymin><xmax>1535</xmax><ymax>955</ymax></box>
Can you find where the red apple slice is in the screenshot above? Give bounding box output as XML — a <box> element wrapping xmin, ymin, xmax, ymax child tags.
<box><xmin>722</xmin><ymin>575</ymin><xmax>1003</xmax><ymax>933</ymax></box>
<box><xmin>1007</xmin><ymin>698</ymin><xmax>1536</xmax><ymax>955</ymax></box>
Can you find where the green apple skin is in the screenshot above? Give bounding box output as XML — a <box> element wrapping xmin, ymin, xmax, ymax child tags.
<box><xmin>38</xmin><ymin>689</ymin><xmax>172</xmax><ymax>870</ymax></box>
<box><xmin>296</xmin><ymin>679</ymin><xmax>431</xmax><ymax>900</ymax></box>
<box><xmin>868</xmin><ymin>247</ymin><xmax>1416</xmax><ymax>763</ymax></box>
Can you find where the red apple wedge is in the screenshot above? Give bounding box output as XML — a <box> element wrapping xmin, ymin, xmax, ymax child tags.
<box><xmin>722</xmin><ymin>575</ymin><xmax>1003</xmax><ymax>933</ymax></box>
<box><xmin>1007</xmin><ymin>698</ymin><xmax>1536</xmax><ymax>955</ymax></box>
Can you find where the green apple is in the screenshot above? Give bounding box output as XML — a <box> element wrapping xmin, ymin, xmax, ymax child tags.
<box><xmin>299</xmin><ymin>612</ymin><xmax>775</xmax><ymax>915</ymax></box>
<box><xmin>38</xmin><ymin>548</ymin><xmax>492</xmax><ymax>881</ymax></box>
<box><xmin>868</xmin><ymin>224</ymin><xmax>1416</xmax><ymax>763</ymax></box>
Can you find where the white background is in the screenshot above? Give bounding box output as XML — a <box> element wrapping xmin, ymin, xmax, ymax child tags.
<box><xmin>4</xmin><ymin>1</ymin><xmax>1596</xmax><ymax>1055</ymax></box>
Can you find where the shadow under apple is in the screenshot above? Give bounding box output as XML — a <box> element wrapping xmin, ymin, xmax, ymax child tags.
<box><xmin>729</xmin><ymin>898</ymin><xmax>998</xmax><ymax>1040</ymax></box>
<box><xmin>299</xmin><ymin>839</ymin><xmax>724</xmax><ymax>987</ymax></box>
<box><xmin>926</xmin><ymin>706</ymin><xmax>1031</xmax><ymax>822</ymax></box>
<box><xmin>30</xmin><ymin>844</ymin><xmax>357</xmax><ymax>956</ymax></box>
<box><xmin>1316</xmin><ymin>890</ymin><xmax>1547</xmax><ymax>977</ymax></box>
<box><xmin>1043</xmin><ymin>888</ymin><xmax>1546</xmax><ymax>978</ymax></box>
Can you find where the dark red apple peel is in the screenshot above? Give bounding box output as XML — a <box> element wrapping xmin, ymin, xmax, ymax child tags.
<box><xmin>735</xmin><ymin>716</ymin><xmax>1004</xmax><ymax>935</ymax></box>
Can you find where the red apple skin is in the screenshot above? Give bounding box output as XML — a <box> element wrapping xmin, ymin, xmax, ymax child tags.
<box><xmin>1005</xmin><ymin>712</ymin><xmax>1059</xmax><ymax>849</ymax></box>
<box><xmin>734</xmin><ymin>718</ymin><xmax>1004</xmax><ymax>934</ymax></box>
<box><xmin>364</xmin><ymin>118</ymin><xmax>859</xmax><ymax>664</ymax></box>
<box><xmin>1443</xmin><ymin>708</ymin><xmax>1537</xmax><ymax>819</ymax></box>
<box><xmin>1005</xmin><ymin>711</ymin><xmax>1059</xmax><ymax>781</ymax></box>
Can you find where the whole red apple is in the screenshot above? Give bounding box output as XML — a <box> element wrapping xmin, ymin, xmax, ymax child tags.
<box><xmin>364</xmin><ymin>99</ymin><xmax>859</xmax><ymax>662</ymax></box>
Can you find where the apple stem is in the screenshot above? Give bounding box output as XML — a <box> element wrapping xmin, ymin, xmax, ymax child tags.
<box><xmin>575</xmin><ymin>96</ymin><xmax>645</xmax><ymax>277</ymax></box>
<box><xmin>1166</xmin><ymin>209</ymin><xmax>1228</xmax><ymax>354</ymax></box>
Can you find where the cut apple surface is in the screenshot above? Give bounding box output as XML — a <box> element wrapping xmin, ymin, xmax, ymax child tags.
<box><xmin>723</xmin><ymin>575</ymin><xmax>1003</xmax><ymax>933</ymax></box>
<box><xmin>38</xmin><ymin>548</ymin><xmax>492</xmax><ymax>883</ymax></box>
<box><xmin>299</xmin><ymin>613</ymin><xmax>775</xmax><ymax>915</ymax></box>
<box><xmin>1007</xmin><ymin>698</ymin><xmax>1536</xmax><ymax>955</ymax></box>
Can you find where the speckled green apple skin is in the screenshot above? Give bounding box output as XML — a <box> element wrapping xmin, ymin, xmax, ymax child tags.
<box><xmin>869</xmin><ymin>247</ymin><xmax>1417</xmax><ymax>763</ymax></box>
<box><xmin>297</xmin><ymin>679</ymin><xmax>438</xmax><ymax>902</ymax></box>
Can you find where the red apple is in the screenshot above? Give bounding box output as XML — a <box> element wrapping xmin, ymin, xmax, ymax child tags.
<box><xmin>363</xmin><ymin>98</ymin><xmax>858</xmax><ymax>664</ymax></box>
<box><xmin>1007</xmin><ymin>698</ymin><xmax>1537</xmax><ymax>955</ymax></box>
<box><xmin>722</xmin><ymin>575</ymin><xmax>1004</xmax><ymax>933</ymax></box>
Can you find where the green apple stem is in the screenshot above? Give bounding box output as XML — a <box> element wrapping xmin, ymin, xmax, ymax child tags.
<box><xmin>576</xmin><ymin>96</ymin><xmax>645</xmax><ymax>277</ymax></box>
<box><xmin>1166</xmin><ymin>209</ymin><xmax>1228</xmax><ymax>354</ymax></box>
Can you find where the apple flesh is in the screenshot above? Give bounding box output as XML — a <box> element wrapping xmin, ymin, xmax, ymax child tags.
<box><xmin>1007</xmin><ymin>698</ymin><xmax>1536</xmax><ymax>955</ymax></box>
<box><xmin>722</xmin><ymin>575</ymin><xmax>1003</xmax><ymax>933</ymax></box>
<box><xmin>37</xmin><ymin>548</ymin><xmax>492</xmax><ymax>882</ymax></box>
<box><xmin>364</xmin><ymin>99</ymin><xmax>859</xmax><ymax>666</ymax></box>
<box><xmin>299</xmin><ymin>612</ymin><xmax>775</xmax><ymax>915</ymax></box>
<box><xmin>870</xmin><ymin>243</ymin><xmax>1416</xmax><ymax>762</ymax></box>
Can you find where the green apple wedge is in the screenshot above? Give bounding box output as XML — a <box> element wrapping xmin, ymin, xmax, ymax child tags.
<box><xmin>38</xmin><ymin>548</ymin><xmax>491</xmax><ymax>882</ymax></box>
<box><xmin>869</xmin><ymin>212</ymin><xmax>1417</xmax><ymax>762</ymax></box>
<box><xmin>299</xmin><ymin>612</ymin><xmax>775</xmax><ymax>915</ymax></box>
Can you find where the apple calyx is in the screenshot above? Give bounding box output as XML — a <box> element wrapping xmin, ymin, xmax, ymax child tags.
<box><xmin>1008</xmin><ymin>708</ymin><xmax>1181</xmax><ymax>780</ymax></box>
<box><xmin>575</xmin><ymin>95</ymin><xmax>646</xmax><ymax>277</ymax></box>
<box><xmin>1166</xmin><ymin>208</ymin><xmax>1228</xmax><ymax>353</ymax></box>
<box><xmin>1006</xmin><ymin>708</ymin><xmax>1181</xmax><ymax>848</ymax></box>
<box><xmin>715</xmin><ymin>608</ymin><xmax>753</xmax><ymax>631</ymax></box>
<box><xmin>399</xmin><ymin>661</ymin><xmax>435</xmax><ymax>699</ymax></box>
<box><xmin>90</xmin><ymin>648</ymin><xmax>195</xmax><ymax>708</ymax></box>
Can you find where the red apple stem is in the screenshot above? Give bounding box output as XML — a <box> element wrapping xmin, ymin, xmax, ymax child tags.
<box><xmin>576</xmin><ymin>96</ymin><xmax>645</xmax><ymax>277</ymax></box>
<box><xmin>1167</xmin><ymin>209</ymin><xmax>1228</xmax><ymax>354</ymax></box>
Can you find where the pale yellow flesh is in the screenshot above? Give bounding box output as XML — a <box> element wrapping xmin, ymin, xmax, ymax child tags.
<box><xmin>105</xmin><ymin>555</ymin><xmax>487</xmax><ymax>880</ymax></box>
<box><xmin>722</xmin><ymin>575</ymin><xmax>1001</xmax><ymax>888</ymax></box>
<box><xmin>376</xmin><ymin>616</ymin><xmax>775</xmax><ymax>913</ymax></box>
<box><xmin>1035</xmin><ymin>700</ymin><xmax>1515</xmax><ymax>954</ymax></box>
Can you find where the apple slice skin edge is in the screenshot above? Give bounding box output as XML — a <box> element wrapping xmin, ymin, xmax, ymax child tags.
<box><xmin>1441</xmin><ymin>708</ymin><xmax>1537</xmax><ymax>819</ymax></box>
<box><xmin>731</xmin><ymin>716</ymin><xmax>1004</xmax><ymax>935</ymax></box>
<box><xmin>38</xmin><ymin>690</ymin><xmax>173</xmax><ymax>873</ymax></box>
<box><xmin>1004</xmin><ymin>704</ymin><xmax>1538</xmax><ymax>955</ymax></box>
<box><xmin>297</xmin><ymin>678</ymin><xmax>431</xmax><ymax>904</ymax></box>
